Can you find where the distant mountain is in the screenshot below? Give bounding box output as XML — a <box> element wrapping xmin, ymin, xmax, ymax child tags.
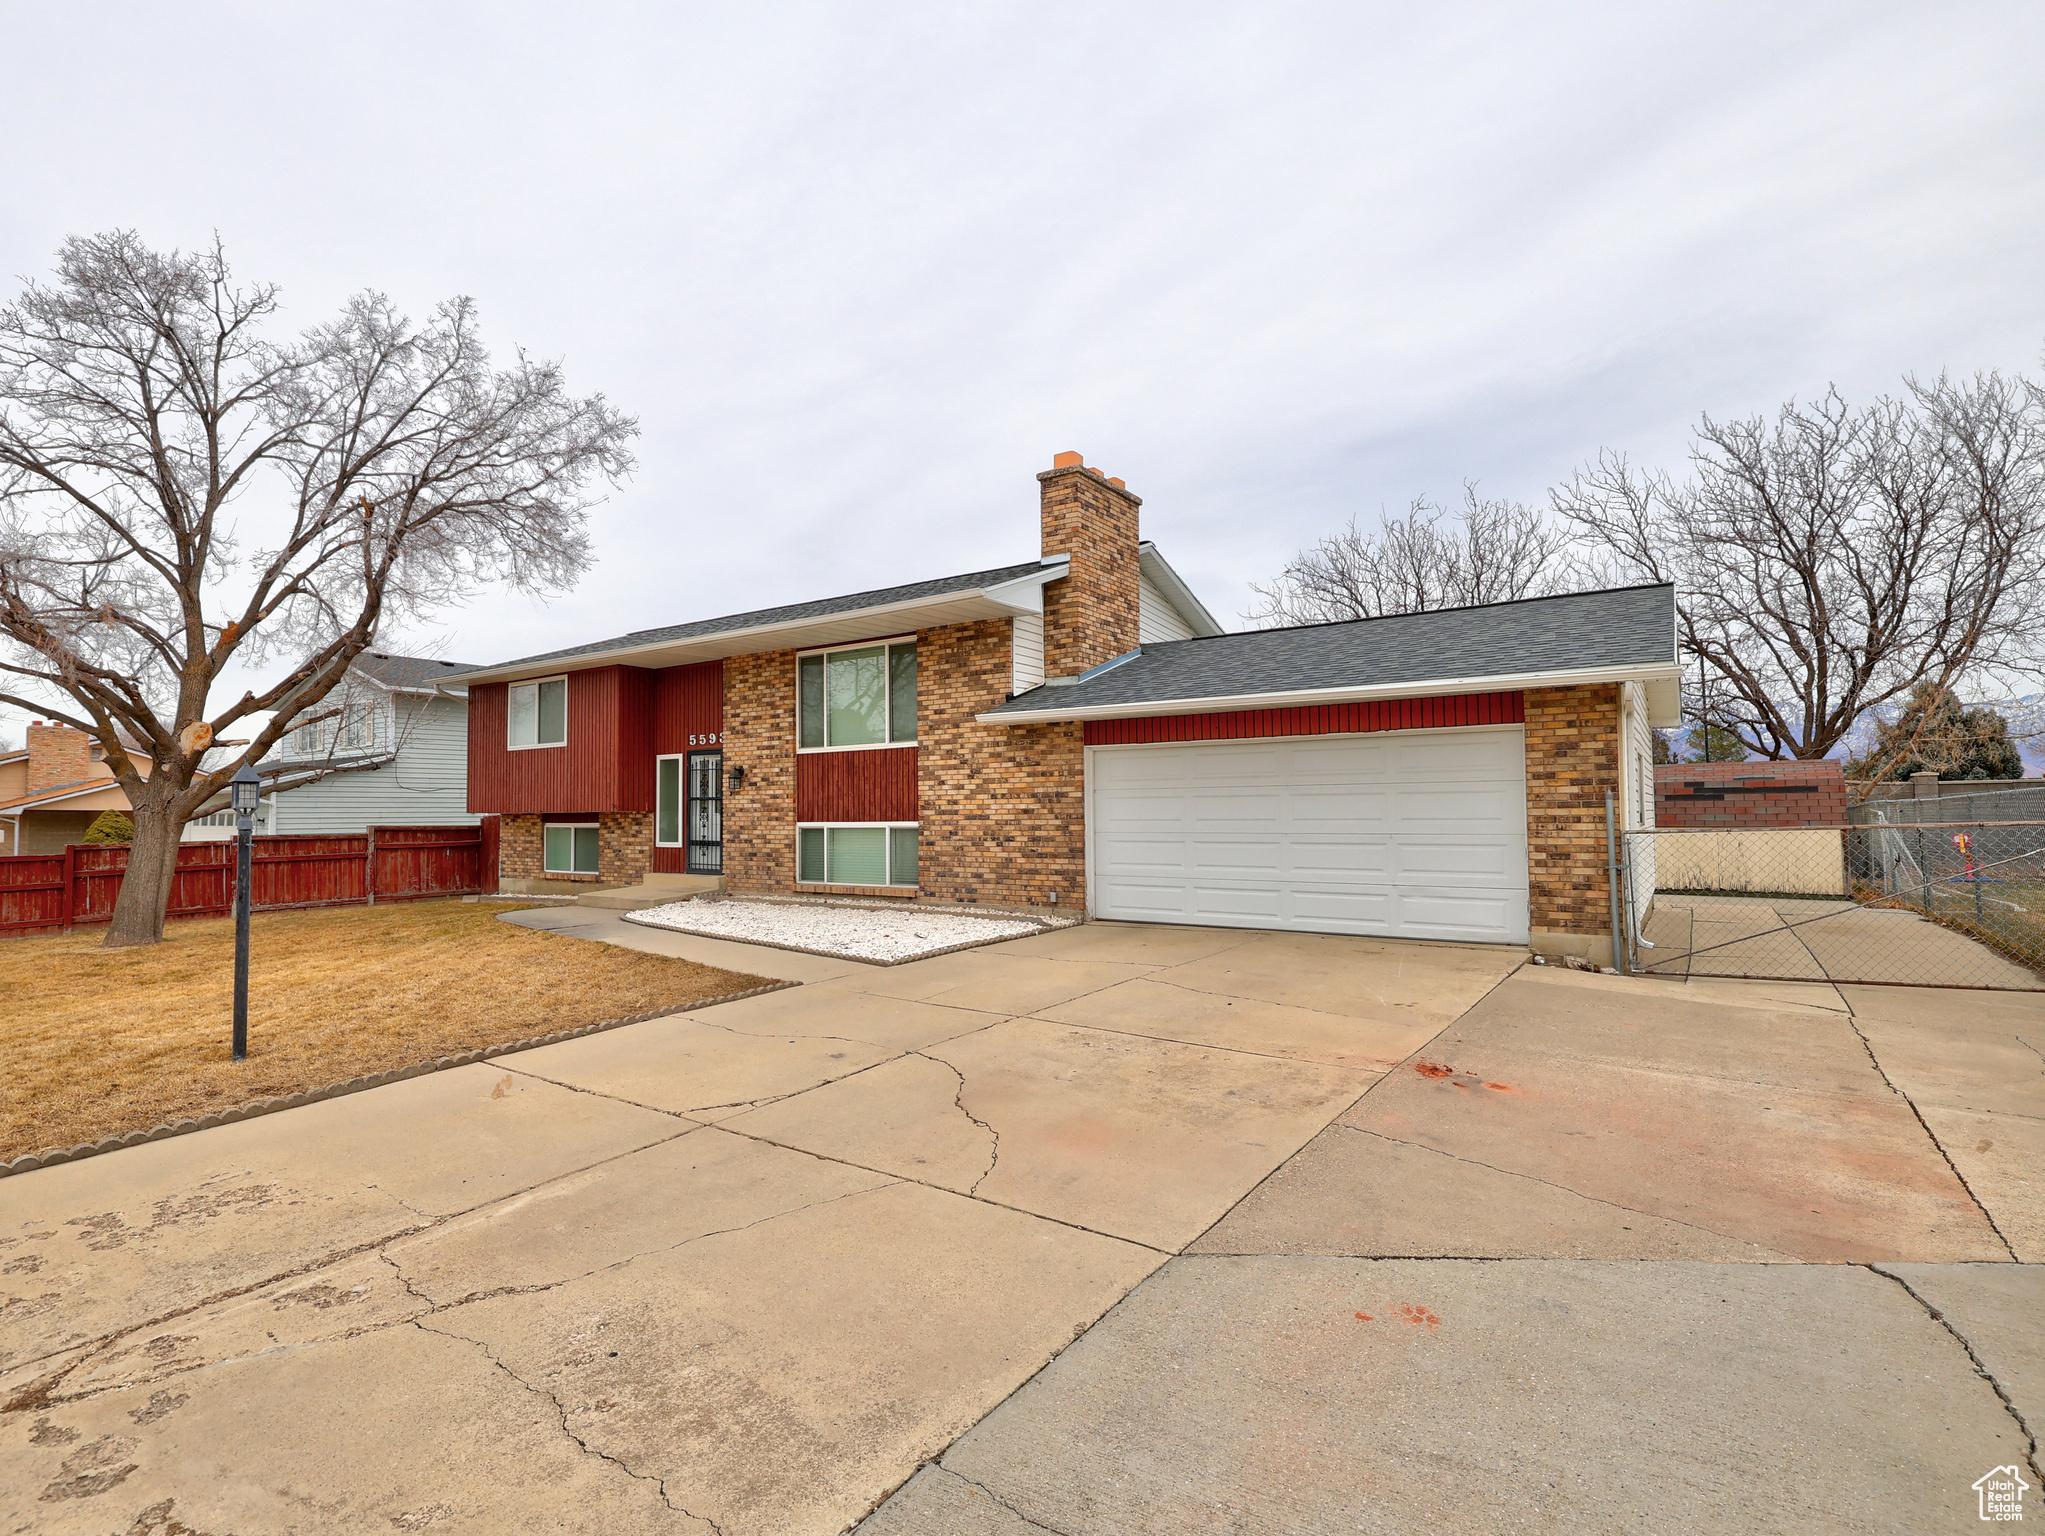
<box><xmin>1829</xmin><ymin>691</ymin><xmax>2045</xmax><ymax>775</ymax></box>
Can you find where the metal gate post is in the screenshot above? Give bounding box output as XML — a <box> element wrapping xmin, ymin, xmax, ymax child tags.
<box><xmin>1605</xmin><ymin>789</ymin><xmax>1626</xmax><ymax>975</ymax></box>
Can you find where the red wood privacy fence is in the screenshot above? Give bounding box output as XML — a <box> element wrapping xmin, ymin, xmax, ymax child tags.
<box><xmin>0</xmin><ymin>824</ymin><xmax>491</xmax><ymax>937</ymax></box>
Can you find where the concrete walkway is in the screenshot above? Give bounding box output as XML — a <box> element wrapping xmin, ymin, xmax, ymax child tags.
<box><xmin>1639</xmin><ymin>892</ymin><xmax>2042</xmax><ymax>988</ymax></box>
<box><xmin>5</xmin><ymin>923</ymin><xmax>2039</xmax><ymax>1533</ymax></box>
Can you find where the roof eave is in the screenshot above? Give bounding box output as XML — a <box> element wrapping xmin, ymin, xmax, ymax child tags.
<box><xmin>975</xmin><ymin>660</ymin><xmax>1684</xmax><ymax>725</ymax></box>
<box><xmin>455</xmin><ymin>565</ymin><xmax>1069</xmax><ymax>685</ymax></box>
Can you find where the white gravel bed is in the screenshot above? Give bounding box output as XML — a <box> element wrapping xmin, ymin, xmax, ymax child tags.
<box><xmin>623</xmin><ymin>898</ymin><xmax>1050</xmax><ymax>964</ymax></box>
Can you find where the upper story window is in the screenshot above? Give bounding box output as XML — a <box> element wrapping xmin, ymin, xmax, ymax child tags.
<box><xmin>337</xmin><ymin>708</ymin><xmax>376</xmax><ymax>752</ymax></box>
<box><xmin>509</xmin><ymin>676</ymin><xmax>568</xmax><ymax>749</ymax></box>
<box><xmin>798</xmin><ymin>641</ymin><xmax>915</xmax><ymax>750</ymax></box>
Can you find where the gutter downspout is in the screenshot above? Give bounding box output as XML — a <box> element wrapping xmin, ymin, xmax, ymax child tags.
<box><xmin>1605</xmin><ymin>788</ymin><xmax>1626</xmax><ymax>975</ymax></box>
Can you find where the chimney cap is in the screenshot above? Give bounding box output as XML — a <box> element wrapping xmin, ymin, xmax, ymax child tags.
<box><xmin>1052</xmin><ymin>450</ymin><xmax>1083</xmax><ymax>469</ymax></box>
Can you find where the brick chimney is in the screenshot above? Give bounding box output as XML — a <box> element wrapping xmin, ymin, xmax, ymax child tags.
<box><xmin>26</xmin><ymin>721</ymin><xmax>93</xmax><ymax>796</ymax></box>
<box><xmin>1038</xmin><ymin>451</ymin><xmax>1141</xmax><ymax>676</ymax></box>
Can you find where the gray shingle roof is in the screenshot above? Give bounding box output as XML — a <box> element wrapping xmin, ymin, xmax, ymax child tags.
<box><xmin>353</xmin><ymin>652</ymin><xmax>480</xmax><ymax>690</ymax></box>
<box><xmin>449</xmin><ymin>560</ymin><xmax>1051</xmax><ymax>680</ymax></box>
<box><xmin>984</xmin><ymin>583</ymin><xmax>1677</xmax><ymax>717</ymax></box>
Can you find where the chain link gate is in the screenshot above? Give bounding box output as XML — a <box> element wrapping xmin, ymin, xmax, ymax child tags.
<box><xmin>1618</xmin><ymin>821</ymin><xmax>2045</xmax><ymax>991</ymax></box>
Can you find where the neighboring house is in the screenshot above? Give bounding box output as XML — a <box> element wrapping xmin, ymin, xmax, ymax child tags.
<box><xmin>458</xmin><ymin>451</ymin><xmax>1680</xmax><ymax>965</ymax></box>
<box><xmin>0</xmin><ymin>723</ymin><xmax>137</xmax><ymax>855</ymax></box>
<box><xmin>235</xmin><ymin>653</ymin><xmax>480</xmax><ymax>836</ymax></box>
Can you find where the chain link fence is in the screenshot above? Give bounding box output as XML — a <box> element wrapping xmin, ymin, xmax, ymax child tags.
<box><xmin>1619</xmin><ymin>822</ymin><xmax>2045</xmax><ymax>990</ymax></box>
<box><xmin>1849</xmin><ymin>782</ymin><xmax>2045</xmax><ymax>826</ymax></box>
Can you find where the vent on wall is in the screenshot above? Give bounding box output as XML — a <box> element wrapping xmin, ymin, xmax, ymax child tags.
<box><xmin>1012</xmin><ymin>613</ymin><xmax>1045</xmax><ymax>694</ymax></box>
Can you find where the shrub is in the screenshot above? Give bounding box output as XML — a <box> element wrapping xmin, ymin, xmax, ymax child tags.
<box><xmin>82</xmin><ymin>811</ymin><xmax>134</xmax><ymax>844</ymax></box>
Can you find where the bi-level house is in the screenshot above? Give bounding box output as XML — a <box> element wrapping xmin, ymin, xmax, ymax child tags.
<box><xmin>460</xmin><ymin>452</ymin><xmax>1681</xmax><ymax>966</ymax></box>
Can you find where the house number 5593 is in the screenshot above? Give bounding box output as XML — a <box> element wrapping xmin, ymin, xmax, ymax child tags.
<box><xmin>688</xmin><ymin>733</ymin><xmax>722</xmax><ymax>747</ymax></box>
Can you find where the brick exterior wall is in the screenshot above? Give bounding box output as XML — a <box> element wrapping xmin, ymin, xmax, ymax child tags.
<box><xmin>599</xmin><ymin>813</ymin><xmax>652</xmax><ymax>884</ymax></box>
<box><xmin>919</xmin><ymin>618</ymin><xmax>1085</xmax><ymax>909</ymax></box>
<box><xmin>497</xmin><ymin>810</ymin><xmax>649</xmax><ymax>884</ymax></box>
<box><xmin>500</xmin><ymin>813</ymin><xmax>542</xmax><ymax>882</ymax></box>
<box><xmin>721</xmin><ymin>649</ymin><xmax>798</xmax><ymax>895</ymax></box>
<box><xmin>715</xmin><ymin>622</ymin><xmax>1083</xmax><ymax>911</ymax></box>
<box><xmin>1038</xmin><ymin>464</ymin><xmax>1141</xmax><ymax>676</ymax></box>
<box><xmin>1655</xmin><ymin>760</ymin><xmax>1847</xmax><ymax>828</ymax></box>
<box><xmin>1524</xmin><ymin>683</ymin><xmax>1621</xmax><ymax>959</ymax></box>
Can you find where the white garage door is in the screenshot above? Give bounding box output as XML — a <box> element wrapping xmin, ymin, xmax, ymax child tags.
<box><xmin>1087</xmin><ymin>726</ymin><xmax>1530</xmax><ymax>943</ymax></box>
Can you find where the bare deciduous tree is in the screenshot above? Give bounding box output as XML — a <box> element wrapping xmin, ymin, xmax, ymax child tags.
<box><xmin>1247</xmin><ymin>484</ymin><xmax>1572</xmax><ymax>626</ymax></box>
<box><xmin>0</xmin><ymin>232</ymin><xmax>637</xmax><ymax>945</ymax></box>
<box><xmin>1553</xmin><ymin>374</ymin><xmax>2045</xmax><ymax>764</ymax></box>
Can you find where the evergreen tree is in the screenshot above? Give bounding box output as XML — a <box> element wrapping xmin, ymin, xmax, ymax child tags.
<box><xmin>1869</xmin><ymin>684</ymin><xmax>2024</xmax><ymax>781</ymax></box>
<box><xmin>82</xmin><ymin>811</ymin><xmax>134</xmax><ymax>844</ymax></box>
<box><xmin>1686</xmin><ymin>721</ymin><xmax>1749</xmax><ymax>763</ymax></box>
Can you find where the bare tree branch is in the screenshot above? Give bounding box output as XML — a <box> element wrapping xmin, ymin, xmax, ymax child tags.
<box><xmin>0</xmin><ymin>231</ymin><xmax>638</xmax><ymax>944</ymax></box>
<box><xmin>1246</xmin><ymin>483</ymin><xmax>1574</xmax><ymax>626</ymax></box>
<box><xmin>1554</xmin><ymin>376</ymin><xmax>2045</xmax><ymax>763</ymax></box>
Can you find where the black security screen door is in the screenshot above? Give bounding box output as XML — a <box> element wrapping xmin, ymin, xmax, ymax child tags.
<box><xmin>687</xmin><ymin>751</ymin><xmax>723</xmax><ymax>874</ymax></box>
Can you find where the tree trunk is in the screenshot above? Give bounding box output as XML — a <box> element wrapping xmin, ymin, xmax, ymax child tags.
<box><xmin>101</xmin><ymin>797</ymin><xmax>185</xmax><ymax>948</ymax></box>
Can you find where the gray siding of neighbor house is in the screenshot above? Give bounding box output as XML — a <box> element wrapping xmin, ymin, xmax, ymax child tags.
<box><xmin>269</xmin><ymin>695</ymin><xmax>479</xmax><ymax>834</ymax></box>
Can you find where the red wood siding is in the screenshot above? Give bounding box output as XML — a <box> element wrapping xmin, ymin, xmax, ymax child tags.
<box><xmin>796</xmin><ymin>747</ymin><xmax>919</xmax><ymax>822</ymax></box>
<box><xmin>1083</xmin><ymin>691</ymin><xmax>1525</xmax><ymax>746</ymax></box>
<box><xmin>653</xmin><ymin>660</ymin><xmax>725</xmax><ymax>753</ymax></box>
<box><xmin>466</xmin><ymin>666</ymin><xmax>659</xmax><ymax>814</ymax></box>
<box><xmin>650</xmin><ymin>661</ymin><xmax>727</xmax><ymax>872</ymax></box>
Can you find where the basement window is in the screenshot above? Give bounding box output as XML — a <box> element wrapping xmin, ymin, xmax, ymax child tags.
<box><xmin>543</xmin><ymin>822</ymin><xmax>600</xmax><ymax>875</ymax></box>
<box><xmin>797</xmin><ymin>824</ymin><xmax>918</xmax><ymax>887</ymax></box>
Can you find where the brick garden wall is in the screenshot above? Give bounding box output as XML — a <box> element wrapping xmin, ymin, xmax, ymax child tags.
<box><xmin>721</xmin><ymin>649</ymin><xmax>798</xmax><ymax>895</ymax></box>
<box><xmin>1525</xmin><ymin>682</ymin><xmax>1621</xmax><ymax>958</ymax></box>
<box><xmin>918</xmin><ymin>618</ymin><xmax>1085</xmax><ymax>909</ymax></box>
<box><xmin>1655</xmin><ymin>760</ymin><xmax>1847</xmax><ymax>828</ymax></box>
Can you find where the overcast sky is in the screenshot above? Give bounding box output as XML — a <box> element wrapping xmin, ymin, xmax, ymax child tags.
<box><xmin>3</xmin><ymin>0</ymin><xmax>2042</xmax><ymax>738</ymax></box>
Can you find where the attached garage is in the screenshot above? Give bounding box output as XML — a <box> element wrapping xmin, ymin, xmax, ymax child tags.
<box><xmin>1087</xmin><ymin>725</ymin><xmax>1530</xmax><ymax>943</ymax></box>
<box><xmin>979</xmin><ymin>582</ymin><xmax>1683</xmax><ymax>963</ymax></box>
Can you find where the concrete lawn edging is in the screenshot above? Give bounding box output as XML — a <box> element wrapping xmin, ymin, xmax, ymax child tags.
<box><xmin>0</xmin><ymin>978</ymin><xmax>800</xmax><ymax>1180</ymax></box>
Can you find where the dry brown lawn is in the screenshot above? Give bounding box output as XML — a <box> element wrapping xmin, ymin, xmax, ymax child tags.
<box><xmin>0</xmin><ymin>899</ymin><xmax>772</xmax><ymax>1161</ymax></box>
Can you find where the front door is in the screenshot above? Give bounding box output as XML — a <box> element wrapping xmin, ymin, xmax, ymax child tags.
<box><xmin>687</xmin><ymin>751</ymin><xmax>723</xmax><ymax>874</ymax></box>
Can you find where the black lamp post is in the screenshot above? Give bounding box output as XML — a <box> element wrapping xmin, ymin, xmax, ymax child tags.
<box><xmin>229</xmin><ymin>763</ymin><xmax>262</xmax><ymax>1062</ymax></box>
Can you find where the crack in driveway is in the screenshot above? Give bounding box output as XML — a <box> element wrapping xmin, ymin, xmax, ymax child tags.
<box><xmin>410</xmin><ymin>1317</ymin><xmax>725</xmax><ymax>1532</ymax></box>
<box><xmin>1845</xmin><ymin>1010</ymin><xmax>2019</xmax><ymax>1261</ymax></box>
<box><xmin>907</xmin><ymin>1049</ymin><xmax>1001</xmax><ymax>1195</ymax></box>
<box><xmin>1870</xmin><ymin>1264</ymin><xmax>2041</xmax><ymax>1487</ymax></box>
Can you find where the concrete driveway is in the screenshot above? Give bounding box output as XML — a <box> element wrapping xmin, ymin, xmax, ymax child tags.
<box><xmin>0</xmin><ymin>919</ymin><xmax>1515</xmax><ymax>1534</ymax></box>
<box><xmin>3</xmin><ymin>918</ymin><xmax>2039</xmax><ymax>1534</ymax></box>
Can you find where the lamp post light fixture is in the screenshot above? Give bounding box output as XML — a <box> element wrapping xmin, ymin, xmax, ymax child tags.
<box><xmin>229</xmin><ymin>763</ymin><xmax>262</xmax><ymax>1062</ymax></box>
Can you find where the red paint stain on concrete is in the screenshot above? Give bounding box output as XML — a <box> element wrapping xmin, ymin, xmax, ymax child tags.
<box><xmin>1485</xmin><ymin>1082</ymin><xmax>1517</xmax><ymax>1092</ymax></box>
<box><xmin>1396</xmin><ymin>1303</ymin><xmax>1441</xmax><ymax>1331</ymax></box>
<box><xmin>1354</xmin><ymin>1312</ymin><xmax>1373</xmax><ymax>1321</ymax></box>
<box><xmin>1413</xmin><ymin>1062</ymin><xmax>1455</xmax><ymax>1079</ymax></box>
